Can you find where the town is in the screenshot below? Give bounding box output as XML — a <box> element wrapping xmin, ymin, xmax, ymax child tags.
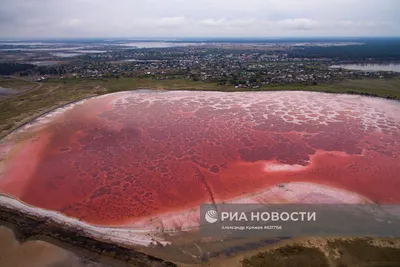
<box><xmin>1</xmin><ymin>42</ymin><xmax>400</xmax><ymax>90</ymax></box>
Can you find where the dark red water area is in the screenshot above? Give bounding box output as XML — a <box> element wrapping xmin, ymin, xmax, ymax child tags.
<box><xmin>0</xmin><ymin>92</ymin><xmax>399</xmax><ymax>226</ymax></box>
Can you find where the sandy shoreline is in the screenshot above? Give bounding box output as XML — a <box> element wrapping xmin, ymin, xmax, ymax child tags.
<box><xmin>0</xmin><ymin>194</ymin><xmax>169</xmax><ymax>247</ymax></box>
<box><xmin>2</xmin><ymin>196</ymin><xmax>400</xmax><ymax>266</ymax></box>
<box><xmin>0</xmin><ymin>198</ymin><xmax>177</xmax><ymax>267</ymax></box>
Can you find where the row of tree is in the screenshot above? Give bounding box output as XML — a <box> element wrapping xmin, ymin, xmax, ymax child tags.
<box><xmin>0</xmin><ymin>62</ymin><xmax>71</xmax><ymax>76</ymax></box>
<box><xmin>37</xmin><ymin>66</ymin><xmax>67</xmax><ymax>75</ymax></box>
<box><xmin>0</xmin><ymin>63</ymin><xmax>35</xmax><ymax>75</ymax></box>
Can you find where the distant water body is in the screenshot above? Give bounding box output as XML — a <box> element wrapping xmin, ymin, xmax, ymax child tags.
<box><xmin>52</xmin><ymin>50</ymin><xmax>107</xmax><ymax>57</ymax></box>
<box><xmin>330</xmin><ymin>63</ymin><xmax>400</xmax><ymax>73</ymax></box>
<box><xmin>118</xmin><ymin>42</ymin><xmax>198</xmax><ymax>48</ymax></box>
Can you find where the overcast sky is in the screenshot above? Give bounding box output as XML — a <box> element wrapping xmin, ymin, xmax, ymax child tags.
<box><xmin>0</xmin><ymin>0</ymin><xmax>399</xmax><ymax>39</ymax></box>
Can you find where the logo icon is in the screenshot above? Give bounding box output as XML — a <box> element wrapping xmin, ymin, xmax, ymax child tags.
<box><xmin>205</xmin><ymin>209</ymin><xmax>218</xmax><ymax>223</ymax></box>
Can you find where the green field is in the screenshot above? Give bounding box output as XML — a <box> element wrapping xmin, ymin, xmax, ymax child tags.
<box><xmin>259</xmin><ymin>78</ymin><xmax>400</xmax><ymax>98</ymax></box>
<box><xmin>0</xmin><ymin>76</ymin><xmax>399</xmax><ymax>138</ymax></box>
<box><xmin>0</xmin><ymin>77</ymin><xmax>36</xmax><ymax>90</ymax></box>
<box><xmin>0</xmin><ymin>81</ymin><xmax>107</xmax><ymax>137</ymax></box>
<box><xmin>51</xmin><ymin>76</ymin><xmax>400</xmax><ymax>96</ymax></box>
<box><xmin>49</xmin><ymin>76</ymin><xmax>232</xmax><ymax>92</ymax></box>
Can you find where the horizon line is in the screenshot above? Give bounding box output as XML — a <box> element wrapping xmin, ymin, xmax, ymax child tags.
<box><xmin>1</xmin><ymin>36</ymin><xmax>400</xmax><ymax>42</ymax></box>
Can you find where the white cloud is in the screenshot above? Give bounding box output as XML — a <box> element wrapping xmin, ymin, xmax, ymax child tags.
<box><xmin>62</xmin><ymin>18</ymin><xmax>83</xmax><ymax>27</ymax></box>
<box><xmin>200</xmin><ymin>18</ymin><xmax>223</xmax><ymax>27</ymax></box>
<box><xmin>0</xmin><ymin>0</ymin><xmax>399</xmax><ymax>38</ymax></box>
<box><xmin>157</xmin><ymin>17</ymin><xmax>186</xmax><ymax>27</ymax></box>
<box><xmin>277</xmin><ymin>19</ymin><xmax>319</xmax><ymax>31</ymax></box>
<box><xmin>337</xmin><ymin>20</ymin><xmax>391</xmax><ymax>28</ymax></box>
<box><xmin>198</xmin><ymin>18</ymin><xmax>318</xmax><ymax>32</ymax></box>
<box><xmin>199</xmin><ymin>18</ymin><xmax>256</xmax><ymax>27</ymax></box>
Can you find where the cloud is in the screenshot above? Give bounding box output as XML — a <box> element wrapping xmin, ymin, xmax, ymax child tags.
<box><xmin>156</xmin><ymin>17</ymin><xmax>186</xmax><ymax>27</ymax></box>
<box><xmin>199</xmin><ymin>18</ymin><xmax>224</xmax><ymax>27</ymax></box>
<box><xmin>277</xmin><ymin>19</ymin><xmax>319</xmax><ymax>31</ymax></box>
<box><xmin>62</xmin><ymin>18</ymin><xmax>83</xmax><ymax>27</ymax></box>
<box><xmin>197</xmin><ymin>18</ymin><xmax>319</xmax><ymax>33</ymax></box>
<box><xmin>200</xmin><ymin>18</ymin><xmax>256</xmax><ymax>27</ymax></box>
<box><xmin>337</xmin><ymin>20</ymin><xmax>392</xmax><ymax>28</ymax></box>
<box><xmin>0</xmin><ymin>0</ymin><xmax>399</xmax><ymax>38</ymax></box>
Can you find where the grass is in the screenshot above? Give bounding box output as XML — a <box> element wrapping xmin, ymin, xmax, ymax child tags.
<box><xmin>260</xmin><ymin>78</ymin><xmax>400</xmax><ymax>99</ymax></box>
<box><xmin>242</xmin><ymin>245</ymin><xmax>329</xmax><ymax>267</ymax></box>
<box><xmin>0</xmin><ymin>81</ymin><xmax>106</xmax><ymax>138</ymax></box>
<box><xmin>241</xmin><ymin>239</ymin><xmax>400</xmax><ymax>267</ymax></box>
<box><xmin>0</xmin><ymin>76</ymin><xmax>399</xmax><ymax>139</ymax></box>
<box><xmin>51</xmin><ymin>77</ymin><xmax>231</xmax><ymax>92</ymax></box>
<box><xmin>0</xmin><ymin>77</ymin><xmax>36</xmax><ymax>90</ymax></box>
<box><xmin>50</xmin><ymin>76</ymin><xmax>400</xmax><ymax>97</ymax></box>
<box><xmin>328</xmin><ymin>78</ymin><xmax>400</xmax><ymax>97</ymax></box>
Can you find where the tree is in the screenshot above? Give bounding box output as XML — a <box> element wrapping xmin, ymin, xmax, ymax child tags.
<box><xmin>0</xmin><ymin>63</ymin><xmax>35</xmax><ymax>75</ymax></box>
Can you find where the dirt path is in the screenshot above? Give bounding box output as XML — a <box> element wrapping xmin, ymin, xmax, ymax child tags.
<box><xmin>0</xmin><ymin>76</ymin><xmax>44</xmax><ymax>104</ymax></box>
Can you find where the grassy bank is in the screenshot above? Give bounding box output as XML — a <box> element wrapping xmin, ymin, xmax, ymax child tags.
<box><xmin>0</xmin><ymin>77</ymin><xmax>36</xmax><ymax>90</ymax></box>
<box><xmin>0</xmin><ymin>81</ymin><xmax>107</xmax><ymax>138</ymax></box>
<box><xmin>259</xmin><ymin>78</ymin><xmax>400</xmax><ymax>99</ymax></box>
<box><xmin>240</xmin><ymin>238</ymin><xmax>400</xmax><ymax>267</ymax></box>
<box><xmin>53</xmin><ymin>76</ymin><xmax>400</xmax><ymax>97</ymax></box>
